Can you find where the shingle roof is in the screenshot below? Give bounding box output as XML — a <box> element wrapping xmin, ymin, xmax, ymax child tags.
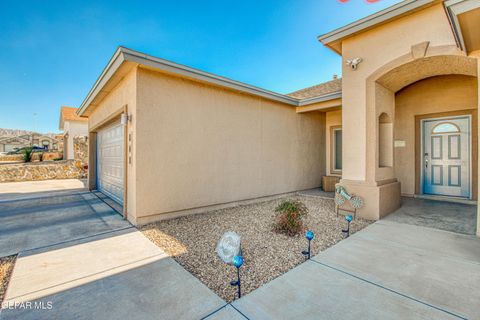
<box><xmin>60</xmin><ymin>106</ymin><xmax>88</xmax><ymax>122</ymax></box>
<box><xmin>288</xmin><ymin>78</ymin><xmax>342</xmax><ymax>100</ymax></box>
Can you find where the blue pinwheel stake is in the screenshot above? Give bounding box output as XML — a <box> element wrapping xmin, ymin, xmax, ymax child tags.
<box><xmin>301</xmin><ymin>230</ymin><xmax>314</xmax><ymax>260</ymax></box>
<box><xmin>230</xmin><ymin>255</ymin><xmax>244</xmax><ymax>299</ymax></box>
<box><xmin>342</xmin><ymin>215</ymin><xmax>353</xmax><ymax>238</ymax></box>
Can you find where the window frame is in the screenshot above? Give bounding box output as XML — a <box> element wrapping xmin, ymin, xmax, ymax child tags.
<box><xmin>330</xmin><ymin>126</ymin><xmax>343</xmax><ymax>175</ymax></box>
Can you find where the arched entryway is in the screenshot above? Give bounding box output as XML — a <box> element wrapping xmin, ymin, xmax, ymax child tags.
<box><xmin>341</xmin><ymin>44</ymin><xmax>478</xmax><ymax>221</ymax></box>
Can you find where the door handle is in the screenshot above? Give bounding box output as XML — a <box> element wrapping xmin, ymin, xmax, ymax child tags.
<box><xmin>424</xmin><ymin>153</ymin><xmax>429</xmax><ymax>169</ymax></box>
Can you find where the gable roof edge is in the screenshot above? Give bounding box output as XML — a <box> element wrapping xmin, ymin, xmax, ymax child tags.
<box><xmin>317</xmin><ymin>0</ymin><xmax>437</xmax><ymax>53</ymax></box>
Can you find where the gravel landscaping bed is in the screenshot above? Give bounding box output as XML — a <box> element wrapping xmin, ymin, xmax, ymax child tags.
<box><xmin>0</xmin><ymin>255</ymin><xmax>16</xmax><ymax>304</ymax></box>
<box><xmin>141</xmin><ymin>196</ymin><xmax>372</xmax><ymax>302</ymax></box>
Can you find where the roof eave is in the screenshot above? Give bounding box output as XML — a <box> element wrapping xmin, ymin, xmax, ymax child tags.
<box><xmin>77</xmin><ymin>47</ymin><xmax>302</xmax><ymax>117</ymax></box>
<box><xmin>298</xmin><ymin>91</ymin><xmax>342</xmax><ymax>106</ymax></box>
<box><xmin>77</xmin><ymin>47</ymin><xmax>126</xmax><ymax>116</ymax></box>
<box><xmin>444</xmin><ymin>0</ymin><xmax>480</xmax><ymax>53</ymax></box>
<box><xmin>121</xmin><ymin>48</ymin><xmax>299</xmax><ymax>105</ymax></box>
<box><xmin>317</xmin><ymin>0</ymin><xmax>437</xmax><ymax>50</ymax></box>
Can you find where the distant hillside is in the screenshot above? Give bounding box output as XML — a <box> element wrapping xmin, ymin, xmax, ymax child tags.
<box><xmin>0</xmin><ymin>128</ymin><xmax>58</xmax><ymax>138</ymax></box>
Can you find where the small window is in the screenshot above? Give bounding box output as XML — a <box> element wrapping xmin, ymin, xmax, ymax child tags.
<box><xmin>432</xmin><ymin>122</ymin><xmax>459</xmax><ymax>134</ymax></box>
<box><xmin>332</xmin><ymin>127</ymin><xmax>342</xmax><ymax>172</ymax></box>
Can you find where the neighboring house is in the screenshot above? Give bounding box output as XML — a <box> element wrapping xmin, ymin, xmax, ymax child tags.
<box><xmin>31</xmin><ymin>134</ymin><xmax>59</xmax><ymax>151</ymax></box>
<box><xmin>59</xmin><ymin>106</ymin><xmax>88</xmax><ymax>160</ymax></box>
<box><xmin>77</xmin><ymin>0</ymin><xmax>480</xmax><ymax>236</ymax></box>
<box><xmin>0</xmin><ymin>133</ymin><xmax>60</xmax><ymax>152</ymax></box>
<box><xmin>0</xmin><ymin>136</ymin><xmax>31</xmax><ymax>152</ymax></box>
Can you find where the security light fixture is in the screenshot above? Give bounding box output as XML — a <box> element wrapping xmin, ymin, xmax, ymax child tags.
<box><xmin>346</xmin><ymin>57</ymin><xmax>362</xmax><ymax>70</ymax></box>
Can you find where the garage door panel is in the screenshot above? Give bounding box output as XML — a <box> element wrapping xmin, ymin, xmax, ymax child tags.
<box><xmin>97</xmin><ymin>122</ymin><xmax>124</xmax><ymax>205</ymax></box>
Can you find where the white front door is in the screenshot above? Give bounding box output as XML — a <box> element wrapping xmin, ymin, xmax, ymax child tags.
<box><xmin>97</xmin><ymin>122</ymin><xmax>125</xmax><ymax>204</ymax></box>
<box><xmin>423</xmin><ymin>116</ymin><xmax>470</xmax><ymax>198</ymax></box>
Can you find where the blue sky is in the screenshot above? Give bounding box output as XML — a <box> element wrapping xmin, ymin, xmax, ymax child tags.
<box><xmin>0</xmin><ymin>0</ymin><xmax>401</xmax><ymax>133</ymax></box>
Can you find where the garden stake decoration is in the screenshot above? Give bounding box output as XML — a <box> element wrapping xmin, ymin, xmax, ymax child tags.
<box><xmin>342</xmin><ymin>215</ymin><xmax>353</xmax><ymax>238</ymax></box>
<box><xmin>230</xmin><ymin>255</ymin><xmax>244</xmax><ymax>299</ymax></box>
<box><xmin>301</xmin><ymin>230</ymin><xmax>314</xmax><ymax>260</ymax></box>
<box><xmin>334</xmin><ymin>185</ymin><xmax>364</xmax><ymax>219</ymax></box>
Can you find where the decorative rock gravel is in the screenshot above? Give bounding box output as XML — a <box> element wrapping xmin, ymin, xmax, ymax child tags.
<box><xmin>141</xmin><ymin>196</ymin><xmax>372</xmax><ymax>303</ymax></box>
<box><xmin>0</xmin><ymin>255</ymin><xmax>16</xmax><ymax>304</ymax></box>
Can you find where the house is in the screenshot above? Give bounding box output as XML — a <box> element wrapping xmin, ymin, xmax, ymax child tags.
<box><xmin>59</xmin><ymin>106</ymin><xmax>88</xmax><ymax>160</ymax></box>
<box><xmin>0</xmin><ymin>133</ymin><xmax>60</xmax><ymax>152</ymax></box>
<box><xmin>0</xmin><ymin>136</ymin><xmax>31</xmax><ymax>152</ymax></box>
<box><xmin>77</xmin><ymin>0</ymin><xmax>480</xmax><ymax>236</ymax></box>
<box><xmin>30</xmin><ymin>134</ymin><xmax>60</xmax><ymax>151</ymax></box>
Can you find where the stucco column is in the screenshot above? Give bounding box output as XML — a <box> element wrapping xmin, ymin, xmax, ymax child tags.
<box><xmin>340</xmin><ymin>75</ymin><xmax>401</xmax><ymax>221</ymax></box>
<box><xmin>476</xmin><ymin>55</ymin><xmax>480</xmax><ymax>238</ymax></box>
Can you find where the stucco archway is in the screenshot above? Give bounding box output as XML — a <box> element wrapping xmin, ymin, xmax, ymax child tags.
<box><xmin>341</xmin><ymin>44</ymin><xmax>480</xmax><ymax>220</ymax></box>
<box><xmin>365</xmin><ymin>45</ymin><xmax>478</xmax><ymax>185</ymax></box>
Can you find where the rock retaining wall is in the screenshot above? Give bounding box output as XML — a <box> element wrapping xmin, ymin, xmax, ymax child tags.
<box><xmin>0</xmin><ymin>160</ymin><xmax>86</xmax><ymax>183</ymax></box>
<box><xmin>0</xmin><ymin>152</ymin><xmax>63</xmax><ymax>162</ymax></box>
<box><xmin>73</xmin><ymin>136</ymin><xmax>88</xmax><ymax>165</ymax></box>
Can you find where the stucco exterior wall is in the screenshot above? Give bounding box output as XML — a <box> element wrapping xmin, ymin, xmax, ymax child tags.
<box><xmin>341</xmin><ymin>4</ymin><xmax>457</xmax><ymax>181</ymax></box>
<box><xmin>326</xmin><ymin>110</ymin><xmax>342</xmax><ymax>177</ymax></box>
<box><xmin>135</xmin><ymin>67</ymin><xmax>325</xmax><ymax>223</ymax></box>
<box><xmin>63</xmin><ymin>121</ymin><xmax>88</xmax><ymax>159</ymax></box>
<box><xmin>87</xmin><ymin>68</ymin><xmax>137</xmax><ymax>222</ymax></box>
<box><xmin>395</xmin><ymin>75</ymin><xmax>478</xmax><ymax>197</ymax></box>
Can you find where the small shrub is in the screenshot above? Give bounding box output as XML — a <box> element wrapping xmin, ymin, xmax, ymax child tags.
<box><xmin>22</xmin><ymin>147</ymin><xmax>33</xmax><ymax>162</ymax></box>
<box><xmin>274</xmin><ymin>200</ymin><xmax>308</xmax><ymax>236</ymax></box>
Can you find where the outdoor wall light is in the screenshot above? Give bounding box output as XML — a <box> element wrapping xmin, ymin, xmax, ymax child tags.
<box><xmin>342</xmin><ymin>215</ymin><xmax>353</xmax><ymax>238</ymax></box>
<box><xmin>230</xmin><ymin>255</ymin><xmax>244</xmax><ymax>299</ymax></box>
<box><xmin>302</xmin><ymin>230</ymin><xmax>314</xmax><ymax>260</ymax></box>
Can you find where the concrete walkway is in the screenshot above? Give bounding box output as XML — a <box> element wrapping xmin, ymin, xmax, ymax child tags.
<box><xmin>386</xmin><ymin>197</ymin><xmax>477</xmax><ymax>235</ymax></box>
<box><xmin>298</xmin><ymin>188</ymin><xmax>335</xmax><ymax>199</ymax></box>
<box><xmin>226</xmin><ymin>220</ymin><xmax>480</xmax><ymax>320</ymax></box>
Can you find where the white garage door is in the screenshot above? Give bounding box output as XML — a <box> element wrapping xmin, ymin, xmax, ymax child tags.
<box><xmin>97</xmin><ymin>122</ymin><xmax>124</xmax><ymax>205</ymax></box>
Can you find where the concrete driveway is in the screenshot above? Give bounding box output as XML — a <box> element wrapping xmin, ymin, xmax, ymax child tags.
<box><xmin>0</xmin><ymin>190</ymin><xmax>130</xmax><ymax>257</ymax></box>
<box><xmin>0</xmin><ymin>179</ymin><xmax>88</xmax><ymax>202</ymax></box>
<box><xmin>0</xmin><ymin>180</ymin><xmax>227</xmax><ymax>320</ymax></box>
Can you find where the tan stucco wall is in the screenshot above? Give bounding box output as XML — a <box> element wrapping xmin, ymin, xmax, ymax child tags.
<box><xmin>341</xmin><ymin>4</ymin><xmax>457</xmax><ymax>182</ymax></box>
<box><xmin>134</xmin><ymin>67</ymin><xmax>326</xmax><ymax>223</ymax></box>
<box><xmin>336</xmin><ymin>4</ymin><xmax>474</xmax><ymax>220</ymax></box>
<box><xmin>395</xmin><ymin>75</ymin><xmax>478</xmax><ymax>197</ymax></box>
<box><xmin>87</xmin><ymin>68</ymin><xmax>137</xmax><ymax>223</ymax></box>
<box><xmin>63</xmin><ymin>121</ymin><xmax>88</xmax><ymax>160</ymax></box>
<box><xmin>326</xmin><ymin>110</ymin><xmax>342</xmax><ymax>177</ymax></box>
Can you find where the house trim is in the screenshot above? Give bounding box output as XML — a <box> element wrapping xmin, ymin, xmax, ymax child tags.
<box><xmin>77</xmin><ymin>47</ymin><xmax>342</xmax><ymax>116</ymax></box>
<box><xmin>317</xmin><ymin>0</ymin><xmax>437</xmax><ymax>53</ymax></box>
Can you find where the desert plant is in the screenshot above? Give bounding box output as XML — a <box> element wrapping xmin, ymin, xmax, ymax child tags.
<box><xmin>22</xmin><ymin>147</ymin><xmax>34</xmax><ymax>162</ymax></box>
<box><xmin>274</xmin><ymin>200</ymin><xmax>308</xmax><ymax>236</ymax></box>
